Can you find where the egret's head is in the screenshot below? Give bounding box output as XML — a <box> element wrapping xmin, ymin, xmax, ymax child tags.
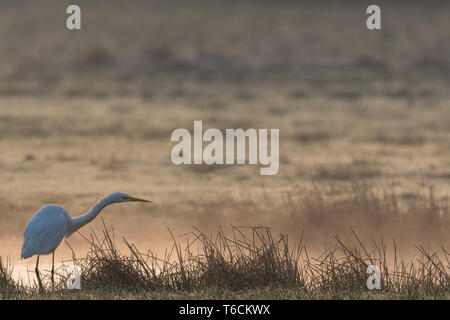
<box><xmin>108</xmin><ymin>192</ymin><xmax>152</xmax><ymax>204</ymax></box>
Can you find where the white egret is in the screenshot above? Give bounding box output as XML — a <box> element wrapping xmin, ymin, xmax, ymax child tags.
<box><xmin>21</xmin><ymin>192</ymin><xmax>151</xmax><ymax>289</ymax></box>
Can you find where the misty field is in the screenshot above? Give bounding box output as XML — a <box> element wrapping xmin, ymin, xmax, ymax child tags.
<box><xmin>0</xmin><ymin>1</ymin><xmax>449</xmax><ymax>299</ymax></box>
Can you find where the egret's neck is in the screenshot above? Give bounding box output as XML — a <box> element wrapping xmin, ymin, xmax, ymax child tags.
<box><xmin>67</xmin><ymin>197</ymin><xmax>113</xmax><ymax>237</ymax></box>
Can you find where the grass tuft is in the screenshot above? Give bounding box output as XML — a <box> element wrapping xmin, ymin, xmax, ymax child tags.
<box><xmin>7</xmin><ymin>221</ymin><xmax>447</xmax><ymax>299</ymax></box>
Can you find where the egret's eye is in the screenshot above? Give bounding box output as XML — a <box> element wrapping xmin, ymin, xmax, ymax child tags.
<box><xmin>122</xmin><ymin>197</ymin><xmax>128</xmax><ymax>200</ymax></box>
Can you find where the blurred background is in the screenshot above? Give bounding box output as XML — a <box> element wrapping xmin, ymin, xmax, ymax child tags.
<box><xmin>0</xmin><ymin>0</ymin><xmax>449</xmax><ymax>280</ymax></box>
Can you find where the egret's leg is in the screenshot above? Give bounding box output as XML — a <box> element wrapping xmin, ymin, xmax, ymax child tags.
<box><xmin>51</xmin><ymin>251</ymin><xmax>55</xmax><ymax>289</ymax></box>
<box><xmin>35</xmin><ymin>255</ymin><xmax>43</xmax><ymax>290</ymax></box>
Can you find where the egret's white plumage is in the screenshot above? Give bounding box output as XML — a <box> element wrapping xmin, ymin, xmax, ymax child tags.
<box><xmin>22</xmin><ymin>205</ymin><xmax>69</xmax><ymax>259</ymax></box>
<box><xmin>20</xmin><ymin>192</ymin><xmax>151</xmax><ymax>289</ymax></box>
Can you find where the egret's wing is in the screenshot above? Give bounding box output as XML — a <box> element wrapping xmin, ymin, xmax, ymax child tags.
<box><xmin>21</xmin><ymin>205</ymin><xmax>69</xmax><ymax>258</ymax></box>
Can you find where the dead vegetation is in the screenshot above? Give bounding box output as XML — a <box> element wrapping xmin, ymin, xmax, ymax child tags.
<box><xmin>2</xmin><ymin>221</ymin><xmax>448</xmax><ymax>299</ymax></box>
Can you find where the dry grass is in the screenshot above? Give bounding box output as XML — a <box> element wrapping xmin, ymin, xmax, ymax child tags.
<box><xmin>0</xmin><ymin>258</ymin><xmax>21</xmax><ymax>299</ymax></box>
<box><xmin>69</xmin><ymin>223</ymin><xmax>303</xmax><ymax>292</ymax></box>
<box><xmin>2</xmin><ymin>222</ymin><xmax>448</xmax><ymax>299</ymax></box>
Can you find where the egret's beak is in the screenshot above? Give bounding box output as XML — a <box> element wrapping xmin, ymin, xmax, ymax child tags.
<box><xmin>129</xmin><ymin>196</ymin><xmax>152</xmax><ymax>203</ymax></box>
